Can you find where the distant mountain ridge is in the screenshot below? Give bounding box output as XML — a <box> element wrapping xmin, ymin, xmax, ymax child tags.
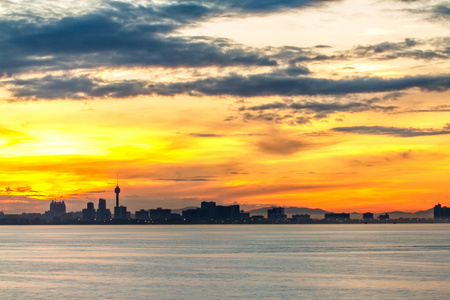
<box><xmin>247</xmin><ymin>206</ymin><xmax>434</xmax><ymax>219</ymax></box>
<box><xmin>173</xmin><ymin>206</ymin><xmax>434</xmax><ymax>220</ymax></box>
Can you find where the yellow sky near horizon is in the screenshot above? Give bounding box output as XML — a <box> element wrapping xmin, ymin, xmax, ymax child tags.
<box><xmin>0</xmin><ymin>0</ymin><xmax>449</xmax><ymax>214</ymax></box>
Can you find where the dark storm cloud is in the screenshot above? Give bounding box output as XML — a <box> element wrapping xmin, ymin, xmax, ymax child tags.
<box><xmin>332</xmin><ymin>125</ymin><xmax>450</xmax><ymax>137</ymax></box>
<box><xmin>8</xmin><ymin>73</ymin><xmax>450</xmax><ymax>100</ymax></box>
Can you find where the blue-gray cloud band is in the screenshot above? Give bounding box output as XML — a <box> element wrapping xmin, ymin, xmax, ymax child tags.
<box><xmin>1</xmin><ymin>0</ymin><xmax>339</xmax><ymax>76</ymax></box>
<box><xmin>9</xmin><ymin>73</ymin><xmax>450</xmax><ymax>100</ymax></box>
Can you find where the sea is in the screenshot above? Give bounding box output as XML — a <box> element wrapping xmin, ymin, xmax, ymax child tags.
<box><xmin>1</xmin><ymin>224</ymin><xmax>449</xmax><ymax>299</ymax></box>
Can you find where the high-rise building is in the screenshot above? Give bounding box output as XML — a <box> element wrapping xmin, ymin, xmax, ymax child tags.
<box><xmin>267</xmin><ymin>207</ymin><xmax>287</xmax><ymax>222</ymax></box>
<box><xmin>292</xmin><ymin>214</ymin><xmax>311</xmax><ymax>222</ymax></box>
<box><xmin>114</xmin><ymin>206</ymin><xmax>128</xmax><ymax>220</ymax></box>
<box><xmin>45</xmin><ymin>200</ymin><xmax>67</xmax><ymax>223</ymax></box>
<box><xmin>50</xmin><ymin>200</ymin><xmax>66</xmax><ymax>215</ymax></box>
<box><xmin>201</xmin><ymin>201</ymin><xmax>216</xmax><ymax>220</ymax></box>
<box><xmin>82</xmin><ymin>202</ymin><xmax>96</xmax><ymax>222</ymax></box>
<box><xmin>363</xmin><ymin>212</ymin><xmax>374</xmax><ymax>221</ymax></box>
<box><xmin>150</xmin><ymin>208</ymin><xmax>172</xmax><ymax>221</ymax></box>
<box><xmin>97</xmin><ymin>198</ymin><xmax>111</xmax><ymax>222</ymax></box>
<box><xmin>135</xmin><ymin>209</ymin><xmax>149</xmax><ymax>220</ymax></box>
<box><xmin>324</xmin><ymin>213</ymin><xmax>350</xmax><ymax>221</ymax></box>
<box><xmin>434</xmin><ymin>203</ymin><xmax>450</xmax><ymax>220</ymax></box>
<box><xmin>215</xmin><ymin>205</ymin><xmax>240</xmax><ymax>221</ymax></box>
<box><xmin>378</xmin><ymin>213</ymin><xmax>389</xmax><ymax>221</ymax></box>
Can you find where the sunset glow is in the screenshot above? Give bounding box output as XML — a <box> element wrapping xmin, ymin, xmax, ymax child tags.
<box><xmin>1</xmin><ymin>0</ymin><xmax>449</xmax><ymax>213</ymax></box>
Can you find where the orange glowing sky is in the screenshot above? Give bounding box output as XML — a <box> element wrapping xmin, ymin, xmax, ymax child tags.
<box><xmin>0</xmin><ymin>0</ymin><xmax>449</xmax><ymax>213</ymax></box>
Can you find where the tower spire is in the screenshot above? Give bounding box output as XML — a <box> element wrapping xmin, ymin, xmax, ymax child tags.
<box><xmin>114</xmin><ymin>174</ymin><xmax>121</xmax><ymax>208</ymax></box>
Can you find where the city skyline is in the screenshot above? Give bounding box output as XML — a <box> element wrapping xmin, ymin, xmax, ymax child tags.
<box><xmin>2</xmin><ymin>196</ymin><xmax>446</xmax><ymax>224</ymax></box>
<box><xmin>1</xmin><ymin>0</ymin><xmax>450</xmax><ymax>214</ymax></box>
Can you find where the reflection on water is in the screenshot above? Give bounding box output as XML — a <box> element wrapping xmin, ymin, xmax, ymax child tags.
<box><xmin>1</xmin><ymin>224</ymin><xmax>450</xmax><ymax>299</ymax></box>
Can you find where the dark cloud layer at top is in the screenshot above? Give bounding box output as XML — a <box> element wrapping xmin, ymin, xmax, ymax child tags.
<box><xmin>0</xmin><ymin>0</ymin><xmax>339</xmax><ymax>76</ymax></box>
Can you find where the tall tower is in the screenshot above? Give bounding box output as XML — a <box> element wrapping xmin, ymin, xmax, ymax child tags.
<box><xmin>114</xmin><ymin>175</ymin><xmax>120</xmax><ymax>208</ymax></box>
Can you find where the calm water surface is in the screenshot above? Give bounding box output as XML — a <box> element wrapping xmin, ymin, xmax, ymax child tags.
<box><xmin>1</xmin><ymin>224</ymin><xmax>450</xmax><ymax>299</ymax></box>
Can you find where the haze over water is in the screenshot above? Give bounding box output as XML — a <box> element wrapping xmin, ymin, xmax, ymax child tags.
<box><xmin>1</xmin><ymin>224</ymin><xmax>450</xmax><ymax>299</ymax></box>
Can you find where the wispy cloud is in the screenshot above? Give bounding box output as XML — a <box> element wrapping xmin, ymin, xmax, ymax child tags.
<box><xmin>332</xmin><ymin>124</ymin><xmax>450</xmax><ymax>137</ymax></box>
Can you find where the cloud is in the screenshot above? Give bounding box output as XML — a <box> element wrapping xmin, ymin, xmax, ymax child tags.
<box><xmin>188</xmin><ymin>132</ymin><xmax>267</xmax><ymax>137</ymax></box>
<box><xmin>189</xmin><ymin>133</ymin><xmax>225</xmax><ymax>138</ymax></box>
<box><xmin>256</xmin><ymin>132</ymin><xmax>310</xmax><ymax>155</ymax></box>
<box><xmin>0</xmin><ymin>1</ymin><xmax>283</xmax><ymax>76</ymax></box>
<box><xmin>0</xmin><ymin>1</ymin><xmax>342</xmax><ymax>76</ymax></box>
<box><xmin>9</xmin><ymin>75</ymin><xmax>148</xmax><ymax>99</ymax></box>
<box><xmin>149</xmin><ymin>73</ymin><xmax>450</xmax><ymax>97</ymax></box>
<box><xmin>404</xmin><ymin>3</ymin><xmax>450</xmax><ymax>22</ymax></box>
<box><xmin>244</xmin><ymin>98</ymin><xmax>396</xmax><ymax>114</ymax></box>
<box><xmin>350</xmin><ymin>38</ymin><xmax>449</xmax><ymax>61</ymax></box>
<box><xmin>431</xmin><ymin>4</ymin><xmax>450</xmax><ymax>20</ymax></box>
<box><xmin>2</xmin><ymin>185</ymin><xmax>39</xmax><ymax>195</ymax></box>
<box><xmin>8</xmin><ymin>72</ymin><xmax>450</xmax><ymax>100</ymax></box>
<box><xmin>238</xmin><ymin>97</ymin><xmax>397</xmax><ymax>125</ymax></box>
<box><xmin>353</xmin><ymin>38</ymin><xmax>419</xmax><ymax>55</ymax></box>
<box><xmin>156</xmin><ymin>178</ymin><xmax>216</xmax><ymax>182</ymax></box>
<box><xmin>332</xmin><ymin>125</ymin><xmax>450</xmax><ymax>137</ymax></box>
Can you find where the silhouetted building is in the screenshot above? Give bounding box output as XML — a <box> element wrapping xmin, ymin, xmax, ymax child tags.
<box><xmin>182</xmin><ymin>208</ymin><xmax>206</xmax><ymax>221</ymax></box>
<box><xmin>113</xmin><ymin>181</ymin><xmax>129</xmax><ymax>220</ymax></box>
<box><xmin>115</xmin><ymin>182</ymin><xmax>120</xmax><ymax>208</ymax></box>
<box><xmin>267</xmin><ymin>207</ymin><xmax>287</xmax><ymax>222</ymax></box>
<box><xmin>239</xmin><ymin>210</ymin><xmax>250</xmax><ymax>221</ymax></box>
<box><xmin>50</xmin><ymin>200</ymin><xmax>66</xmax><ymax>215</ymax></box>
<box><xmin>215</xmin><ymin>205</ymin><xmax>240</xmax><ymax>221</ymax></box>
<box><xmin>201</xmin><ymin>201</ymin><xmax>216</xmax><ymax>220</ymax></box>
<box><xmin>250</xmin><ymin>215</ymin><xmax>265</xmax><ymax>222</ymax></box>
<box><xmin>434</xmin><ymin>203</ymin><xmax>450</xmax><ymax>220</ymax></box>
<box><xmin>82</xmin><ymin>202</ymin><xmax>96</xmax><ymax>222</ymax></box>
<box><xmin>44</xmin><ymin>200</ymin><xmax>67</xmax><ymax>223</ymax></box>
<box><xmin>150</xmin><ymin>208</ymin><xmax>172</xmax><ymax>221</ymax></box>
<box><xmin>96</xmin><ymin>198</ymin><xmax>111</xmax><ymax>222</ymax></box>
<box><xmin>292</xmin><ymin>214</ymin><xmax>311</xmax><ymax>222</ymax></box>
<box><xmin>135</xmin><ymin>209</ymin><xmax>149</xmax><ymax>220</ymax></box>
<box><xmin>324</xmin><ymin>213</ymin><xmax>350</xmax><ymax>221</ymax></box>
<box><xmin>378</xmin><ymin>213</ymin><xmax>389</xmax><ymax>221</ymax></box>
<box><xmin>363</xmin><ymin>212</ymin><xmax>374</xmax><ymax>221</ymax></box>
<box><xmin>114</xmin><ymin>206</ymin><xmax>129</xmax><ymax>220</ymax></box>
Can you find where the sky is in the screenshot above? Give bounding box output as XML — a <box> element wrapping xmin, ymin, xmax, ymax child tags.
<box><xmin>0</xmin><ymin>0</ymin><xmax>449</xmax><ymax>214</ymax></box>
